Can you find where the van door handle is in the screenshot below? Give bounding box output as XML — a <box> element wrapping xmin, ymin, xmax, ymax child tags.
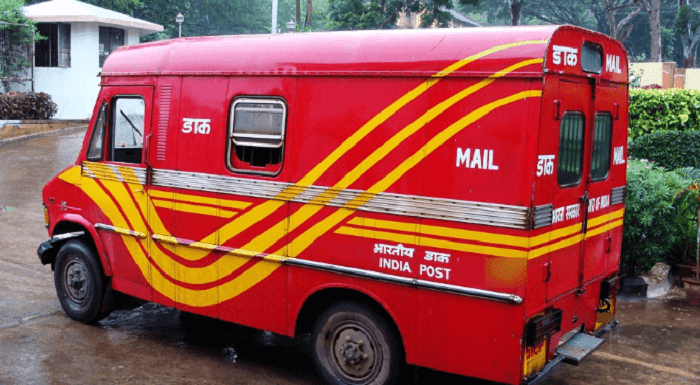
<box><xmin>133</xmin><ymin>188</ymin><xmax>144</xmax><ymax>194</ymax></box>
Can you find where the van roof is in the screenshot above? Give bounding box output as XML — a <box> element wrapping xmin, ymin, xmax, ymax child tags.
<box><xmin>102</xmin><ymin>26</ymin><xmax>626</xmax><ymax>81</ymax></box>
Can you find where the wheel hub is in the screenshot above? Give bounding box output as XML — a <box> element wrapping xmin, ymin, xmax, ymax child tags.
<box><xmin>333</xmin><ymin>328</ymin><xmax>375</xmax><ymax>379</ymax></box>
<box><xmin>63</xmin><ymin>258</ymin><xmax>89</xmax><ymax>303</ymax></box>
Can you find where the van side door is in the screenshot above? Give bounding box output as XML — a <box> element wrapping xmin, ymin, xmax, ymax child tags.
<box><xmin>83</xmin><ymin>85</ymin><xmax>154</xmax><ymax>300</ymax></box>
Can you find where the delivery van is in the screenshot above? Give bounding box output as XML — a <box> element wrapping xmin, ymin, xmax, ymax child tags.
<box><xmin>38</xmin><ymin>25</ymin><xmax>627</xmax><ymax>385</ymax></box>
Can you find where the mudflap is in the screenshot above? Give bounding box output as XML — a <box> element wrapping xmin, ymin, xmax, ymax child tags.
<box><xmin>523</xmin><ymin>320</ymin><xmax>618</xmax><ymax>385</ymax></box>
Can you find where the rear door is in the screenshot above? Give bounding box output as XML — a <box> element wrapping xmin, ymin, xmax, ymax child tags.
<box><xmin>583</xmin><ymin>83</ymin><xmax>620</xmax><ymax>283</ymax></box>
<box><xmin>543</xmin><ymin>77</ymin><xmax>594</xmax><ymax>301</ymax></box>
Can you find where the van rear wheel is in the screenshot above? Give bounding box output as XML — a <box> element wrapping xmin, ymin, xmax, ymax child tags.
<box><xmin>54</xmin><ymin>239</ymin><xmax>106</xmax><ymax>324</ymax></box>
<box><xmin>312</xmin><ymin>301</ymin><xmax>400</xmax><ymax>385</ymax></box>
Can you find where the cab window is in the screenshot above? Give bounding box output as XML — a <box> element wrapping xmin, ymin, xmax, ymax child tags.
<box><xmin>111</xmin><ymin>97</ymin><xmax>145</xmax><ymax>164</ymax></box>
<box><xmin>86</xmin><ymin>102</ymin><xmax>107</xmax><ymax>161</ymax></box>
<box><xmin>228</xmin><ymin>97</ymin><xmax>286</xmax><ymax>175</ymax></box>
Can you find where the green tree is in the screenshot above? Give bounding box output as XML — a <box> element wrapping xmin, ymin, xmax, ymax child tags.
<box><xmin>327</xmin><ymin>0</ymin><xmax>478</xmax><ymax>31</ymax></box>
<box><xmin>677</xmin><ymin>0</ymin><xmax>700</xmax><ymax>67</ymax></box>
<box><xmin>1</xmin><ymin>0</ymin><xmax>42</xmax><ymax>91</ymax></box>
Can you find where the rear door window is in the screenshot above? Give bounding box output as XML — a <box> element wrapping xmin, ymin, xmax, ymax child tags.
<box><xmin>558</xmin><ymin>113</ymin><xmax>585</xmax><ymax>187</ymax></box>
<box><xmin>590</xmin><ymin>114</ymin><xmax>612</xmax><ymax>181</ymax></box>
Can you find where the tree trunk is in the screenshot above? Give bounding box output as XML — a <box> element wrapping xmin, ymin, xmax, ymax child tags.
<box><xmin>648</xmin><ymin>0</ymin><xmax>662</xmax><ymax>61</ymax></box>
<box><xmin>296</xmin><ymin>0</ymin><xmax>301</xmax><ymax>26</ymax></box>
<box><xmin>305</xmin><ymin>0</ymin><xmax>313</xmax><ymax>28</ymax></box>
<box><xmin>683</xmin><ymin>54</ymin><xmax>695</xmax><ymax>68</ymax></box>
<box><xmin>509</xmin><ymin>0</ymin><xmax>523</xmax><ymax>26</ymax></box>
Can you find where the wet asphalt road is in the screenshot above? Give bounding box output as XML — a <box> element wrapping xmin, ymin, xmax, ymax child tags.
<box><xmin>1</xmin><ymin>129</ymin><xmax>700</xmax><ymax>385</ymax></box>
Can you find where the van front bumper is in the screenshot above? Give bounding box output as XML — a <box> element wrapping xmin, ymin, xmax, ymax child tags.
<box><xmin>524</xmin><ymin>320</ymin><xmax>618</xmax><ymax>385</ymax></box>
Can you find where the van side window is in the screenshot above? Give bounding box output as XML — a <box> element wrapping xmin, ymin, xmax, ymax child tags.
<box><xmin>558</xmin><ymin>113</ymin><xmax>585</xmax><ymax>187</ymax></box>
<box><xmin>86</xmin><ymin>102</ymin><xmax>107</xmax><ymax>161</ymax></box>
<box><xmin>111</xmin><ymin>97</ymin><xmax>145</xmax><ymax>164</ymax></box>
<box><xmin>590</xmin><ymin>114</ymin><xmax>612</xmax><ymax>181</ymax></box>
<box><xmin>228</xmin><ymin>98</ymin><xmax>286</xmax><ymax>175</ymax></box>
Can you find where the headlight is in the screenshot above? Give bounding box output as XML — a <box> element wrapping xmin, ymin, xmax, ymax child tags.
<box><xmin>43</xmin><ymin>204</ymin><xmax>49</xmax><ymax>228</ymax></box>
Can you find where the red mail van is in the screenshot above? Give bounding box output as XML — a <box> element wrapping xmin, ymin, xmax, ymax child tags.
<box><xmin>39</xmin><ymin>25</ymin><xmax>627</xmax><ymax>385</ymax></box>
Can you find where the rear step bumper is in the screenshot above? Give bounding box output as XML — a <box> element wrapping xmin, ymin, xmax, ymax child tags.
<box><xmin>524</xmin><ymin>320</ymin><xmax>618</xmax><ymax>385</ymax></box>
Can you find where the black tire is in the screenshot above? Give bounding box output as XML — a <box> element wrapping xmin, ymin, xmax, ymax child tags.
<box><xmin>312</xmin><ymin>301</ymin><xmax>401</xmax><ymax>385</ymax></box>
<box><xmin>54</xmin><ymin>239</ymin><xmax>106</xmax><ymax>324</ymax></box>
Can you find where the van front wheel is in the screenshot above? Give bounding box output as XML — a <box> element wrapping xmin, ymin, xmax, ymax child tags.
<box><xmin>312</xmin><ymin>302</ymin><xmax>400</xmax><ymax>385</ymax></box>
<box><xmin>54</xmin><ymin>240</ymin><xmax>105</xmax><ymax>324</ymax></box>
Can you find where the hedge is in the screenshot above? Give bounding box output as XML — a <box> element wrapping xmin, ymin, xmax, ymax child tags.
<box><xmin>0</xmin><ymin>92</ymin><xmax>58</xmax><ymax>120</ymax></box>
<box><xmin>628</xmin><ymin>130</ymin><xmax>700</xmax><ymax>170</ymax></box>
<box><xmin>628</xmin><ymin>88</ymin><xmax>700</xmax><ymax>140</ymax></box>
<box><xmin>622</xmin><ymin>160</ymin><xmax>697</xmax><ymax>275</ymax></box>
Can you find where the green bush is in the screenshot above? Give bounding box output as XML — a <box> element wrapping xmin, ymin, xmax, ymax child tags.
<box><xmin>0</xmin><ymin>92</ymin><xmax>58</xmax><ymax>119</ymax></box>
<box><xmin>622</xmin><ymin>160</ymin><xmax>694</xmax><ymax>275</ymax></box>
<box><xmin>628</xmin><ymin>130</ymin><xmax>700</xmax><ymax>169</ymax></box>
<box><xmin>628</xmin><ymin>88</ymin><xmax>700</xmax><ymax>140</ymax></box>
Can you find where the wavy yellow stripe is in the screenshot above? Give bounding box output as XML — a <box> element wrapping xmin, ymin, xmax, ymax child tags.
<box><xmin>62</xmin><ymin>43</ymin><xmax>548</xmax><ymax>306</ymax></box>
<box><xmin>151</xmin><ymin>199</ymin><xmax>237</xmax><ymax>219</ymax></box>
<box><xmin>298</xmin><ymin>40</ymin><xmax>546</xmax><ymax>187</ymax></box>
<box><xmin>284</xmin><ymin>90</ymin><xmax>543</xmax><ymax>271</ymax></box>
<box><xmin>154</xmin><ymin>45</ymin><xmax>547</xmax><ymax>273</ymax></box>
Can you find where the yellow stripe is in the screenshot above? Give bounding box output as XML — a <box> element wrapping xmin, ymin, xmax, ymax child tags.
<box><xmin>432</xmin><ymin>40</ymin><xmax>546</xmax><ymax>78</ymax></box>
<box><xmin>347</xmin><ymin>217</ymin><xmax>531</xmax><ymax>248</ymax></box>
<box><xmin>298</xmin><ymin>41</ymin><xmax>545</xmax><ymax>187</ymax></box>
<box><xmin>371</xmin><ymin>90</ymin><xmax>542</xmax><ymax>193</ymax></box>
<box><xmin>586</xmin><ymin>219</ymin><xmax>624</xmax><ymax>240</ymax></box>
<box><xmin>335</xmin><ymin>58</ymin><xmax>543</xmax><ymax>190</ymax></box>
<box><xmin>151</xmin><ymin>199</ymin><xmax>237</xmax><ymax>219</ymax></box>
<box><xmin>587</xmin><ymin>208</ymin><xmax>625</xmax><ymax>230</ymax></box>
<box><xmin>285</xmin><ymin>90</ymin><xmax>543</xmax><ymax>263</ymax></box>
<box><xmin>529</xmin><ymin>232</ymin><xmax>584</xmax><ymax>259</ymax></box>
<box><xmin>148</xmin><ymin>189</ymin><xmax>252</xmax><ymax>209</ymax></box>
<box><xmin>336</xmin><ymin>226</ymin><xmax>528</xmax><ymax>259</ymax></box>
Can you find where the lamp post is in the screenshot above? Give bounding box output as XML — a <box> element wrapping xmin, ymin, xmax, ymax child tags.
<box><xmin>175</xmin><ymin>12</ymin><xmax>184</xmax><ymax>38</ymax></box>
<box><xmin>286</xmin><ymin>20</ymin><xmax>295</xmax><ymax>33</ymax></box>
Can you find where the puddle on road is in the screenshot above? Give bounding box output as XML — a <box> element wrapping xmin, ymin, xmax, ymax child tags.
<box><xmin>98</xmin><ymin>302</ymin><xmax>314</xmax><ymax>378</ymax></box>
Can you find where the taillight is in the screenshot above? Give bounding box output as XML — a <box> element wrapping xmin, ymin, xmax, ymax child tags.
<box><xmin>524</xmin><ymin>308</ymin><xmax>563</xmax><ymax>347</ymax></box>
<box><xmin>600</xmin><ymin>275</ymin><xmax>621</xmax><ymax>299</ymax></box>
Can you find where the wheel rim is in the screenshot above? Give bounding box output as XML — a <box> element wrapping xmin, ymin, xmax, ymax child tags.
<box><xmin>62</xmin><ymin>255</ymin><xmax>92</xmax><ymax>308</ymax></box>
<box><xmin>328</xmin><ymin>320</ymin><xmax>381</xmax><ymax>383</ymax></box>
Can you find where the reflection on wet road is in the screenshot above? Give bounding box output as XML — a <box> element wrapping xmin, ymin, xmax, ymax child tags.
<box><xmin>1</xmin><ymin>130</ymin><xmax>700</xmax><ymax>384</ymax></box>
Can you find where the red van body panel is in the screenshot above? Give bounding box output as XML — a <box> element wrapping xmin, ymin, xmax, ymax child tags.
<box><xmin>42</xmin><ymin>26</ymin><xmax>628</xmax><ymax>384</ymax></box>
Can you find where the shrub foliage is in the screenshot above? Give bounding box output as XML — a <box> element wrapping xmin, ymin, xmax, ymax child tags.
<box><xmin>0</xmin><ymin>92</ymin><xmax>58</xmax><ymax>120</ymax></box>
<box><xmin>622</xmin><ymin>160</ymin><xmax>699</xmax><ymax>275</ymax></box>
<box><xmin>628</xmin><ymin>130</ymin><xmax>700</xmax><ymax>169</ymax></box>
<box><xmin>628</xmin><ymin>89</ymin><xmax>700</xmax><ymax>140</ymax></box>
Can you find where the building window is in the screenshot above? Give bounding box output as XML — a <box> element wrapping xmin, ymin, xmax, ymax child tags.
<box><xmin>35</xmin><ymin>23</ymin><xmax>71</xmax><ymax>68</ymax></box>
<box><xmin>558</xmin><ymin>113</ymin><xmax>585</xmax><ymax>187</ymax></box>
<box><xmin>590</xmin><ymin>114</ymin><xmax>612</xmax><ymax>181</ymax></box>
<box><xmin>228</xmin><ymin>97</ymin><xmax>286</xmax><ymax>175</ymax></box>
<box><xmin>99</xmin><ymin>27</ymin><xmax>124</xmax><ymax>68</ymax></box>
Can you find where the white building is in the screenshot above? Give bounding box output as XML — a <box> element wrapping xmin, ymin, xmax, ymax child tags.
<box><xmin>22</xmin><ymin>0</ymin><xmax>163</xmax><ymax>119</ymax></box>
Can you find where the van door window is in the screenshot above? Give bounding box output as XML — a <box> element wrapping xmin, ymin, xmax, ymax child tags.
<box><xmin>86</xmin><ymin>102</ymin><xmax>107</xmax><ymax>161</ymax></box>
<box><xmin>590</xmin><ymin>114</ymin><xmax>612</xmax><ymax>181</ymax></box>
<box><xmin>557</xmin><ymin>112</ymin><xmax>585</xmax><ymax>187</ymax></box>
<box><xmin>228</xmin><ymin>98</ymin><xmax>286</xmax><ymax>175</ymax></box>
<box><xmin>112</xmin><ymin>97</ymin><xmax>145</xmax><ymax>164</ymax></box>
